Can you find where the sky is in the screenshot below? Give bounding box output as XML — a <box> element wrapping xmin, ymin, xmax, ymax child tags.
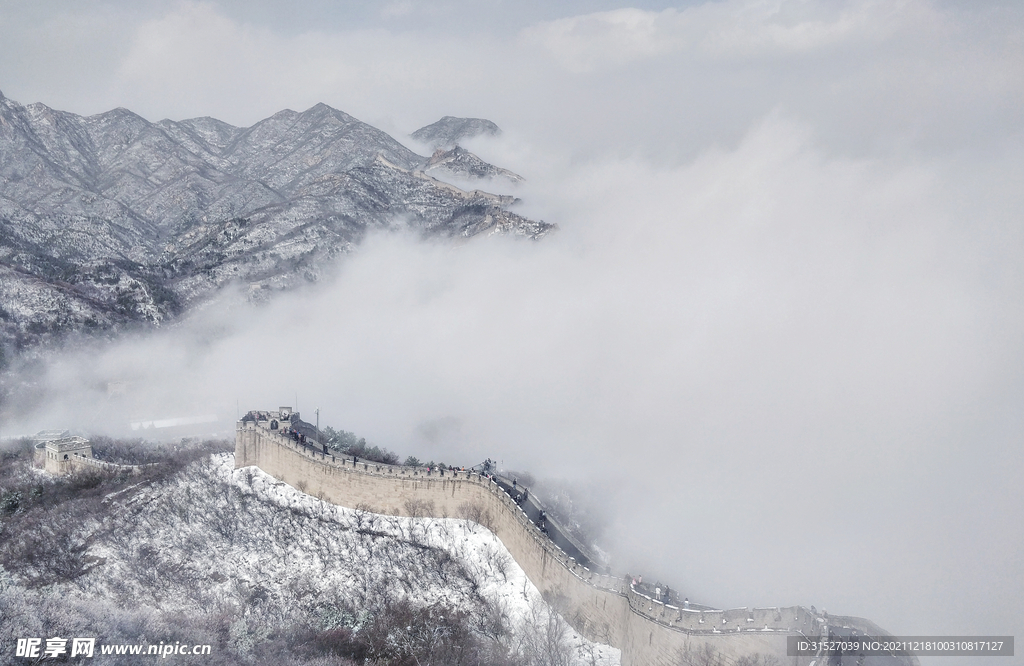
<box><xmin>1</xmin><ymin>0</ymin><xmax>1022</xmax><ymax>661</ymax></box>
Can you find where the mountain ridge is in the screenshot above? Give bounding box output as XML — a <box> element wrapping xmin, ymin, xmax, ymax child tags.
<box><xmin>0</xmin><ymin>94</ymin><xmax>550</xmax><ymax>360</ymax></box>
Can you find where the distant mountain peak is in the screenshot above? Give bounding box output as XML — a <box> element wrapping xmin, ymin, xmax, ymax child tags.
<box><xmin>267</xmin><ymin>108</ymin><xmax>299</xmax><ymax>120</ymax></box>
<box><xmin>302</xmin><ymin>102</ymin><xmax>358</xmax><ymax>123</ymax></box>
<box><xmin>305</xmin><ymin>101</ymin><xmax>337</xmax><ymax>115</ymax></box>
<box><xmin>88</xmin><ymin>106</ymin><xmax>148</xmax><ymax>124</ymax></box>
<box><xmin>411</xmin><ymin>116</ymin><xmax>501</xmax><ymax>149</ymax></box>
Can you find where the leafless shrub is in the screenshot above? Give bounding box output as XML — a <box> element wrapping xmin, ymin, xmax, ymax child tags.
<box><xmin>351</xmin><ymin>503</ymin><xmax>371</xmax><ymax>530</ymax></box>
<box><xmin>478</xmin><ymin>594</ymin><xmax>513</xmax><ymax>642</ymax></box>
<box><xmin>403</xmin><ymin>498</ymin><xmax>435</xmax><ymax>519</ymax></box>
<box><xmin>351</xmin><ymin>502</ymin><xmax>383</xmax><ymax>533</ymax></box>
<box><xmin>211</xmin><ymin>503</ymin><xmax>239</xmax><ymax>544</ymax></box>
<box><xmin>677</xmin><ymin>641</ymin><xmax>726</xmax><ymax>666</ymax></box>
<box><xmin>90</xmin><ymin>436</ymin><xmax>231</xmax><ymax>467</ymax></box>
<box><xmin>457</xmin><ymin>500</ymin><xmax>481</xmax><ymax>522</ymax></box>
<box><xmin>457</xmin><ymin>501</ymin><xmax>494</xmax><ymax>530</ymax></box>
<box><xmin>0</xmin><ymin>484</ymin><xmax>109</xmax><ymax>588</ymax></box>
<box><xmin>510</xmin><ymin>595</ymin><xmax>577</xmax><ymax>666</ymax></box>
<box><xmin>487</xmin><ymin>546</ymin><xmax>513</xmax><ymax>583</ymax></box>
<box><xmin>88</xmin><ymin>436</ymin><xmax>164</xmax><ymax>465</ymax></box>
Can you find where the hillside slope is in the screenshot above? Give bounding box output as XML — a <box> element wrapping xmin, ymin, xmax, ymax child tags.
<box><xmin>0</xmin><ymin>446</ymin><xmax>617</xmax><ymax>666</ymax></box>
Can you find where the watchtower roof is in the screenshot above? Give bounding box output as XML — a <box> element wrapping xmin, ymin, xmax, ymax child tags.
<box><xmin>47</xmin><ymin>436</ymin><xmax>92</xmax><ymax>452</ymax></box>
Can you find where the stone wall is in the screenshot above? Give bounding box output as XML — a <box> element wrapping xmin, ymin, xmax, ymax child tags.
<box><xmin>36</xmin><ymin>436</ymin><xmax>93</xmax><ymax>474</ymax></box>
<box><xmin>235</xmin><ymin>420</ymin><xmax>842</xmax><ymax>666</ymax></box>
<box><xmin>35</xmin><ymin>440</ymin><xmax>152</xmax><ymax>476</ymax></box>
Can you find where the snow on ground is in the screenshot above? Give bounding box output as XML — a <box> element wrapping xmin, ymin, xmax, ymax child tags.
<box><xmin>218</xmin><ymin>455</ymin><xmax>620</xmax><ymax>666</ymax></box>
<box><xmin>2</xmin><ymin>452</ymin><xmax>619</xmax><ymax>665</ymax></box>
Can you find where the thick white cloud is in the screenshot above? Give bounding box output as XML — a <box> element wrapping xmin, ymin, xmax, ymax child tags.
<box><xmin>522</xmin><ymin>8</ymin><xmax>687</xmax><ymax>72</ymax></box>
<box><xmin>520</xmin><ymin>1</ymin><xmax>920</xmax><ymax>73</ymax></box>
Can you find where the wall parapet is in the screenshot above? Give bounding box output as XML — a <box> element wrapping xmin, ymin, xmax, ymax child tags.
<box><xmin>235</xmin><ymin>416</ymin><xmax>909</xmax><ymax>666</ymax></box>
<box><xmin>71</xmin><ymin>456</ymin><xmax>153</xmax><ymax>474</ymax></box>
<box><xmin>625</xmin><ymin>586</ymin><xmax>821</xmax><ymax>636</ymax></box>
<box><xmin>236</xmin><ymin>420</ymin><xmax>622</xmax><ymax>584</ymax></box>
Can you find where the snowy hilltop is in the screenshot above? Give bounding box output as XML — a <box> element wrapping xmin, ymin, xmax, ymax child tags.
<box><xmin>411</xmin><ymin>116</ymin><xmax>501</xmax><ymax>150</ymax></box>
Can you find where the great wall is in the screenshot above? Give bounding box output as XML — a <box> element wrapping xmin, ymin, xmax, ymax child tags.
<box><xmin>32</xmin><ymin>432</ymin><xmax>150</xmax><ymax>476</ymax></box>
<box><xmin>233</xmin><ymin>408</ymin><xmax>919</xmax><ymax>666</ymax></box>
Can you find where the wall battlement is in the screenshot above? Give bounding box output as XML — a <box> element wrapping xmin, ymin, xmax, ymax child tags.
<box><xmin>34</xmin><ymin>435</ymin><xmax>155</xmax><ymax>476</ymax></box>
<box><xmin>36</xmin><ymin>436</ymin><xmax>94</xmax><ymax>475</ymax></box>
<box><xmin>235</xmin><ymin>416</ymin><xmax>913</xmax><ymax>666</ymax></box>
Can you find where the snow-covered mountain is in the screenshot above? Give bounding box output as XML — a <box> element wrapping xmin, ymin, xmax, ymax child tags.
<box><xmin>0</xmin><ymin>92</ymin><xmax>549</xmax><ymax>356</ymax></box>
<box><xmin>0</xmin><ymin>446</ymin><xmax>618</xmax><ymax>666</ymax></box>
<box><xmin>411</xmin><ymin>116</ymin><xmax>501</xmax><ymax>149</ymax></box>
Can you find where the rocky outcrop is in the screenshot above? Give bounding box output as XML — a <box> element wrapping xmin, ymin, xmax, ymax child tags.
<box><xmin>424</xmin><ymin>146</ymin><xmax>524</xmax><ymax>184</ymax></box>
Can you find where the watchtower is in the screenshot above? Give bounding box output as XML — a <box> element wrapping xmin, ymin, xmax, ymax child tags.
<box><xmin>41</xmin><ymin>436</ymin><xmax>94</xmax><ymax>474</ymax></box>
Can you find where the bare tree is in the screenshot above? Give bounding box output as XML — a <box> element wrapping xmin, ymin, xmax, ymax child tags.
<box><xmin>403</xmin><ymin>498</ymin><xmax>435</xmax><ymax>519</ymax></box>
<box><xmin>482</xmin><ymin>543</ymin><xmax>513</xmax><ymax>583</ymax></box>
<box><xmin>510</xmin><ymin>595</ymin><xmax>577</xmax><ymax>666</ymax></box>
<box><xmin>676</xmin><ymin>641</ymin><xmax>726</xmax><ymax>666</ymax></box>
<box><xmin>457</xmin><ymin>501</ymin><xmax>494</xmax><ymax>531</ymax></box>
